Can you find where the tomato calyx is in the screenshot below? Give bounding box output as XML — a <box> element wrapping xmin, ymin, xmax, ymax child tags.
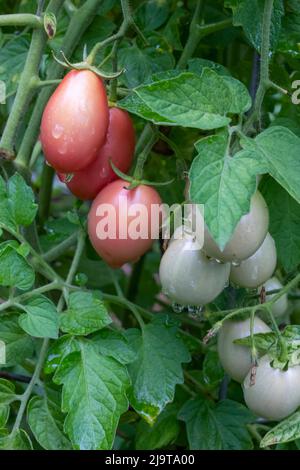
<box><xmin>52</xmin><ymin>50</ymin><xmax>124</xmax><ymax>80</ymax></box>
<box><xmin>110</xmin><ymin>159</ymin><xmax>174</xmax><ymax>190</ymax></box>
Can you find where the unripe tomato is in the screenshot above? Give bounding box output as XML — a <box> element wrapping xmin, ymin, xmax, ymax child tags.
<box><xmin>59</xmin><ymin>108</ymin><xmax>135</xmax><ymax>200</ymax></box>
<box><xmin>159</xmin><ymin>237</ymin><xmax>230</xmax><ymax>306</ymax></box>
<box><xmin>40</xmin><ymin>70</ymin><xmax>109</xmax><ymax>173</ymax></box>
<box><xmin>88</xmin><ymin>179</ymin><xmax>162</xmax><ymax>268</ymax></box>
<box><xmin>230</xmin><ymin>233</ymin><xmax>277</xmax><ymax>288</ymax></box>
<box><xmin>243</xmin><ymin>355</ymin><xmax>300</xmax><ymax>421</ymax></box>
<box><xmin>203</xmin><ymin>191</ymin><xmax>269</xmax><ymax>263</ymax></box>
<box><xmin>218</xmin><ymin>317</ymin><xmax>271</xmax><ymax>383</ymax></box>
<box><xmin>259</xmin><ymin>276</ymin><xmax>288</xmax><ymax>317</ymax></box>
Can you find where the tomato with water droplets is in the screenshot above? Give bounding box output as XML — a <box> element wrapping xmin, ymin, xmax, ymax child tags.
<box><xmin>59</xmin><ymin>108</ymin><xmax>135</xmax><ymax>200</ymax></box>
<box><xmin>40</xmin><ymin>70</ymin><xmax>109</xmax><ymax>173</ymax></box>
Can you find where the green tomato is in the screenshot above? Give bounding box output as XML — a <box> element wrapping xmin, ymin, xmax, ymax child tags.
<box><xmin>159</xmin><ymin>237</ymin><xmax>230</xmax><ymax>307</ymax></box>
<box><xmin>243</xmin><ymin>355</ymin><xmax>300</xmax><ymax>421</ymax></box>
<box><xmin>259</xmin><ymin>277</ymin><xmax>288</xmax><ymax>318</ymax></box>
<box><xmin>230</xmin><ymin>233</ymin><xmax>277</xmax><ymax>288</ymax></box>
<box><xmin>218</xmin><ymin>317</ymin><xmax>271</xmax><ymax>383</ymax></box>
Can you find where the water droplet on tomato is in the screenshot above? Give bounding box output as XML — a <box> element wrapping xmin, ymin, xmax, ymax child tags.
<box><xmin>52</xmin><ymin>123</ymin><xmax>64</xmax><ymax>139</ymax></box>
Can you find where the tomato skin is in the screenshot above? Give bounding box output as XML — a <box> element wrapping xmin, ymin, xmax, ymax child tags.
<box><xmin>203</xmin><ymin>191</ymin><xmax>269</xmax><ymax>263</ymax></box>
<box><xmin>59</xmin><ymin>108</ymin><xmax>135</xmax><ymax>200</ymax></box>
<box><xmin>88</xmin><ymin>179</ymin><xmax>162</xmax><ymax>268</ymax></box>
<box><xmin>159</xmin><ymin>236</ymin><xmax>230</xmax><ymax>306</ymax></box>
<box><xmin>218</xmin><ymin>317</ymin><xmax>271</xmax><ymax>383</ymax></box>
<box><xmin>243</xmin><ymin>355</ymin><xmax>300</xmax><ymax>421</ymax></box>
<box><xmin>40</xmin><ymin>70</ymin><xmax>109</xmax><ymax>173</ymax></box>
<box><xmin>230</xmin><ymin>233</ymin><xmax>277</xmax><ymax>288</ymax></box>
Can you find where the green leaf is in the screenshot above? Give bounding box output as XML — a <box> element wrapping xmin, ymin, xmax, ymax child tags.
<box><xmin>7</xmin><ymin>173</ymin><xmax>37</xmax><ymax>227</ymax></box>
<box><xmin>18</xmin><ymin>296</ymin><xmax>59</xmax><ymax>339</ymax></box>
<box><xmin>136</xmin><ymin>404</ymin><xmax>180</xmax><ymax>450</ymax></box>
<box><xmin>226</xmin><ymin>0</ymin><xmax>284</xmax><ymax>51</ymax></box>
<box><xmin>234</xmin><ymin>332</ymin><xmax>277</xmax><ymax>352</ymax></box>
<box><xmin>126</xmin><ymin>322</ymin><xmax>190</xmax><ymax>424</ymax></box>
<box><xmin>53</xmin><ymin>340</ymin><xmax>130</xmax><ymax>450</ymax></box>
<box><xmin>44</xmin><ymin>335</ymin><xmax>79</xmax><ymax>375</ymax></box>
<box><xmin>0</xmin><ymin>429</ymin><xmax>32</xmax><ymax>450</ymax></box>
<box><xmin>92</xmin><ymin>329</ymin><xmax>137</xmax><ymax>365</ymax></box>
<box><xmin>202</xmin><ymin>351</ymin><xmax>224</xmax><ymax>388</ymax></box>
<box><xmin>134</xmin><ymin>70</ymin><xmax>249</xmax><ymax>129</ymax></box>
<box><xmin>245</xmin><ymin>126</ymin><xmax>300</xmax><ymax>205</ymax></box>
<box><xmin>189</xmin><ymin>132</ymin><xmax>264</xmax><ymax>248</ymax></box>
<box><xmin>260</xmin><ymin>176</ymin><xmax>300</xmax><ymax>272</ymax></box>
<box><xmin>163</xmin><ymin>9</ymin><xmax>186</xmax><ymax>51</ymax></box>
<box><xmin>118</xmin><ymin>93</ymin><xmax>174</xmax><ymax>125</ymax></box>
<box><xmin>0</xmin><ymin>177</ymin><xmax>16</xmax><ymax>231</ymax></box>
<box><xmin>135</xmin><ymin>0</ymin><xmax>170</xmax><ymax>32</ymax></box>
<box><xmin>0</xmin><ymin>405</ymin><xmax>9</xmax><ymax>428</ymax></box>
<box><xmin>260</xmin><ymin>411</ymin><xmax>300</xmax><ymax>447</ymax></box>
<box><xmin>0</xmin><ymin>36</ymin><xmax>29</xmax><ymax>97</ymax></box>
<box><xmin>28</xmin><ymin>396</ymin><xmax>72</xmax><ymax>450</ymax></box>
<box><xmin>0</xmin><ymin>242</ymin><xmax>35</xmax><ymax>291</ymax></box>
<box><xmin>0</xmin><ymin>379</ymin><xmax>16</xmax><ymax>404</ymax></box>
<box><xmin>0</xmin><ymin>314</ymin><xmax>34</xmax><ymax>367</ymax></box>
<box><xmin>59</xmin><ymin>291</ymin><xmax>111</xmax><ymax>336</ymax></box>
<box><xmin>188</xmin><ymin>58</ymin><xmax>230</xmax><ymax>76</ymax></box>
<box><xmin>178</xmin><ymin>397</ymin><xmax>254</xmax><ymax>450</ymax></box>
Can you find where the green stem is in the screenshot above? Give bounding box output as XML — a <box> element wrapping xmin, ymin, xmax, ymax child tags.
<box><xmin>0</xmin><ymin>281</ymin><xmax>60</xmax><ymax>313</ymax></box>
<box><xmin>0</xmin><ymin>0</ymin><xmax>64</xmax><ymax>161</ymax></box>
<box><xmin>0</xmin><ymin>14</ymin><xmax>42</xmax><ymax>28</ymax></box>
<box><xmin>266</xmin><ymin>305</ymin><xmax>288</xmax><ymax>363</ymax></box>
<box><xmin>38</xmin><ymin>164</ymin><xmax>55</xmax><ymax>226</ymax></box>
<box><xmin>15</xmin><ymin>0</ymin><xmax>103</xmax><ymax>168</ymax></box>
<box><xmin>133</xmin><ymin>129</ymin><xmax>158</xmax><ymax>180</ymax></box>
<box><xmin>243</xmin><ymin>0</ymin><xmax>274</xmax><ymax>134</ymax></box>
<box><xmin>43</xmin><ymin>232</ymin><xmax>78</xmax><ymax>263</ymax></box>
<box><xmin>59</xmin><ymin>230</ymin><xmax>85</xmax><ymax>308</ymax></box>
<box><xmin>11</xmin><ymin>338</ymin><xmax>49</xmax><ymax>435</ymax></box>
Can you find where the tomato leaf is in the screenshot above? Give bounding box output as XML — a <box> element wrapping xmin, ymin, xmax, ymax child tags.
<box><xmin>260</xmin><ymin>411</ymin><xmax>300</xmax><ymax>447</ymax></box>
<box><xmin>91</xmin><ymin>329</ymin><xmax>137</xmax><ymax>365</ymax></box>
<box><xmin>18</xmin><ymin>296</ymin><xmax>59</xmax><ymax>339</ymax></box>
<box><xmin>27</xmin><ymin>395</ymin><xmax>72</xmax><ymax>450</ymax></box>
<box><xmin>189</xmin><ymin>132</ymin><xmax>264</xmax><ymax>249</ymax></box>
<box><xmin>0</xmin><ymin>379</ymin><xmax>16</xmax><ymax>405</ymax></box>
<box><xmin>0</xmin><ymin>242</ymin><xmax>35</xmax><ymax>291</ymax></box>
<box><xmin>126</xmin><ymin>322</ymin><xmax>190</xmax><ymax>424</ymax></box>
<box><xmin>0</xmin><ymin>429</ymin><xmax>33</xmax><ymax>450</ymax></box>
<box><xmin>178</xmin><ymin>397</ymin><xmax>254</xmax><ymax>450</ymax></box>
<box><xmin>59</xmin><ymin>291</ymin><xmax>111</xmax><ymax>336</ymax></box>
<box><xmin>53</xmin><ymin>339</ymin><xmax>130</xmax><ymax>450</ymax></box>
<box><xmin>0</xmin><ymin>314</ymin><xmax>34</xmax><ymax>367</ymax></box>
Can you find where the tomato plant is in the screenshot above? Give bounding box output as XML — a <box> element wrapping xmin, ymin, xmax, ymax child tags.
<box><xmin>1</xmin><ymin>0</ymin><xmax>300</xmax><ymax>454</ymax></box>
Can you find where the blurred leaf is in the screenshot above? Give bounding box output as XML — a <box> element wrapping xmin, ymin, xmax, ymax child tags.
<box><xmin>136</xmin><ymin>404</ymin><xmax>180</xmax><ymax>450</ymax></box>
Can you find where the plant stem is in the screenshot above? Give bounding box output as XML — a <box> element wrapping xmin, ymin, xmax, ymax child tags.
<box><xmin>0</xmin><ymin>0</ymin><xmax>64</xmax><ymax>161</ymax></box>
<box><xmin>0</xmin><ymin>281</ymin><xmax>60</xmax><ymax>312</ymax></box>
<box><xmin>243</xmin><ymin>0</ymin><xmax>274</xmax><ymax>134</ymax></box>
<box><xmin>43</xmin><ymin>232</ymin><xmax>78</xmax><ymax>263</ymax></box>
<box><xmin>38</xmin><ymin>164</ymin><xmax>55</xmax><ymax>226</ymax></box>
<box><xmin>0</xmin><ymin>371</ymin><xmax>31</xmax><ymax>384</ymax></box>
<box><xmin>11</xmin><ymin>338</ymin><xmax>49</xmax><ymax>434</ymax></box>
<box><xmin>0</xmin><ymin>14</ymin><xmax>42</xmax><ymax>28</ymax></box>
<box><xmin>133</xmin><ymin>130</ymin><xmax>158</xmax><ymax>180</ymax></box>
<box><xmin>16</xmin><ymin>0</ymin><xmax>103</xmax><ymax>169</ymax></box>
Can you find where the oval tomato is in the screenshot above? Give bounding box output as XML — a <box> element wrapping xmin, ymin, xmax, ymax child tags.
<box><xmin>159</xmin><ymin>235</ymin><xmax>230</xmax><ymax>307</ymax></box>
<box><xmin>258</xmin><ymin>276</ymin><xmax>289</xmax><ymax>318</ymax></box>
<box><xmin>88</xmin><ymin>179</ymin><xmax>162</xmax><ymax>268</ymax></box>
<box><xmin>59</xmin><ymin>108</ymin><xmax>135</xmax><ymax>200</ymax></box>
<box><xmin>243</xmin><ymin>355</ymin><xmax>300</xmax><ymax>421</ymax></box>
<box><xmin>40</xmin><ymin>70</ymin><xmax>109</xmax><ymax>173</ymax></box>
<box><xmin>230</xmin><ymin>233</ymin><xmax>277</xmax><ymax>288</ymax></box>
<box><xmin>218</xmin><ymin>317</ymin><xmax>271</xmax><ymax>383</ymax></box>
<box><xmin>203</xmin><ymin>191</ymin><xmax>269</xmax><ymax>263</ymax></box>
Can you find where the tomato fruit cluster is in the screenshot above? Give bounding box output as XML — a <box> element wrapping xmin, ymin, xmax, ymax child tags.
<box><xmin>41</xmin><ymin>70</ymin><xmax>161</xmax><ymax>268</ymax></box>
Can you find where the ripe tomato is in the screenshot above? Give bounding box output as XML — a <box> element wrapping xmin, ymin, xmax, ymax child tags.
<box><xmin>40</xmin><ymin>70</ymin><xmax>109</xmax><ymax>173</ymax></box>
<box><xmin>203</xmin><ymin>191</ymin><xmax>269</xmax><ymax>263</ymax></box>
<box><xmin>243</xmin><ymin>355</ymin><xmax>300</xmax><ymax>421</ymax></box>
<box><xmin>88</xmin><ymin>179</ymin><xmax>162</xmax><ymax>268</ymax></box>
<box><xmin>217</xmin><ymin>317</ymin><xmax>271</xmax><ymax>383</ymax></box>
<box><xmin>159</xmin><ymin>236</ymin><xmax>230</xmax><ymax>306</ymax></box>
<box><xmin>59</xmin><ymin>108</ymin><xmax>135</xmax><ymax>200</ymax></box>
<box><xmin>259</xmin><ymin>276</ymin><xmax>288</xmax><ymax>318</ymax></box>
<box><xmin>230</xmin><ymin>233</ymin><xmax>277</xmax><ymax>288</ymax></box>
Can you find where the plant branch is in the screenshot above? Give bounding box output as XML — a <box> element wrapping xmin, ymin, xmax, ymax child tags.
<box><xmin>0</xmin><ymin>14</ymin><xmax>42</xmax><ymax>28</ymax></box>
<box><xmin>43</xmin><ymin>232</ymin><xmax>78</xmax><ymax>262</ymax></box>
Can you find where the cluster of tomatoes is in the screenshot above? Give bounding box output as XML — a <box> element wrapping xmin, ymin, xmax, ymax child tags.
<box><xmin>40</xmin><ymin>69</ymin><xmax>161</xmax><ymax>268</ymax></box>
<box><xmin>159</xmin><ymin>190</ymin><xmax>299</xmax><ymax>421</ymax></box>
